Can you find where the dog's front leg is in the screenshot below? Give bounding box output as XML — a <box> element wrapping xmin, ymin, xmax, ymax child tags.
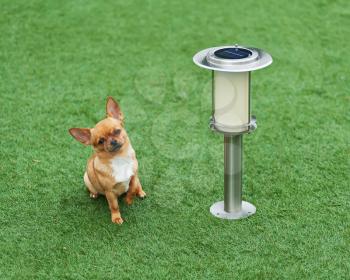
<box><xmin>105</xmin><ymin>191</ymin><xmax>123</xmax><ymax>224</ymax></box>
<box><xmin>125</xmin><ymin>175</ymin><xmax>146</xmax><ymax>205</ymax></box>
<box><xmin>125</xmin><ymin>176</ymin><xmax>138</xmax><ymax>205</ymax></box>
<box><xmin>135</xmin><ymin>176</ymin><xmax>146</xmax><ymax>199</ymax></box>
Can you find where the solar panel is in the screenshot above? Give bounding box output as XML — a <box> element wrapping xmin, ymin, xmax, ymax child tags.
<box><xmin>214</xmin><ymin>48</ymin><xmax>252</xmax><ymax>60</ymax></box>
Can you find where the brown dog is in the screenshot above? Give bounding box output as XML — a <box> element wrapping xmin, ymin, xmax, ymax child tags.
<box><xmin>69</xmin><ymin>97</ymin><xmax>146</xmax><ymax>224</ymax></box>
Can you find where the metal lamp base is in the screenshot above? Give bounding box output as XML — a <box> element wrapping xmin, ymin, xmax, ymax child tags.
<box><xmin>210</xmin><ymin>201</ymin><xmax>256</xmax><ymax>220</ymax></box>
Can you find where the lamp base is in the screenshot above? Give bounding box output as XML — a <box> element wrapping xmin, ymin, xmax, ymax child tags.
<box><xmin>210</xmin><ymin>201</ymin><xmax>256</xmax><ymax>220</ymax></box>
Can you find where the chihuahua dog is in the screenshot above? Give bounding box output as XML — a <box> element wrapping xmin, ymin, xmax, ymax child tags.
<box><xmin>69</xmin><ymin>97</ymin><xmax>146</xmax><ymax>224</ymax></box>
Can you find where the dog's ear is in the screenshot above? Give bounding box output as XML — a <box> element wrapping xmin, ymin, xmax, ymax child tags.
<box><xmin>69</xmin><ymin>128</ymin><xmax>91</xmax><ymax>145</ymax></box>
<box><xmin>106</xmin><ymin>96</ymin><xmax>124</xmax><ymax>121</ymax></box>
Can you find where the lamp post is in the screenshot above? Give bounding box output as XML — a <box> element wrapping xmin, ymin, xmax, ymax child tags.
<box><xmin>193</xmin><ymin>45</ymin><xmax>272</xmax><ymax>220</ymax></box>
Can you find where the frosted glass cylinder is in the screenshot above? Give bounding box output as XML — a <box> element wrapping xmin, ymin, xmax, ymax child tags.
<box><xmin>213</xmin><ymin>71</ymin><xmax>250</xmax><ymax>132</ymax></box>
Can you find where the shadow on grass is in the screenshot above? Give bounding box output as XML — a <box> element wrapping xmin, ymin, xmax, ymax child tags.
<box><xmin>58</xmin><ymin>187</ymin><xmax>149</xmax><ymax>228</ymax></box>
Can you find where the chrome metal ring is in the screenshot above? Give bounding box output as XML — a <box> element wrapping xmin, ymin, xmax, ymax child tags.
<box><xmin>209</xmin><ymin>115</ymin><xmax>257</xmax><ymax>135</ymax></box>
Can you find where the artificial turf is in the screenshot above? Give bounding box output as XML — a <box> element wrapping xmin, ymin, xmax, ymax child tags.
<box><xmin>0</xmin><ymin>0</ymin><xmax>349</xmax><ymax>279</ymax></box>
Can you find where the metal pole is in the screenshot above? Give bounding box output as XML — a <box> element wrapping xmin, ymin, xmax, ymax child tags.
<box><xmin>209</xmin><ymin>134</ymin><xmax>255</xmax><ymax>219</ymax></box>
<box><xmin>224</xmin><ymin>135</ymin><xmax>242</xmax><ymax>213</ymax></box>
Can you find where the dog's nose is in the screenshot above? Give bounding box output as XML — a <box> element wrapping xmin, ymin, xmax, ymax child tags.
<box><xmin>111</xmin><ymin>139</ymin><xmax>118</xmax><ymax>146</ymax></box>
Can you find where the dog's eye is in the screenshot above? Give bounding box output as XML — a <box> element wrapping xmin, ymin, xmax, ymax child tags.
<box><xmin>98</xmin><ymin>138</ymin><xmax>105</xmax><ymax>145</ymax></box>
<box><xmin>114</xmin><ymin>129</ymin><xmax>121</xmax><ymax>135</ymax></box>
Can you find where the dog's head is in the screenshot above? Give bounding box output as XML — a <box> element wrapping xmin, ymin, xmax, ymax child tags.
<box><xmin>69</xmin><ymin>97</ymin><xmax>128</xmax><ymax>155</ymax></box>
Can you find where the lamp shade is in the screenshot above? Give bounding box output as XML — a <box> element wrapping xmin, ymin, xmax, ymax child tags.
<box><xmin>213</xmin><ymin>71</ymin><xmax>250</xmax><ymax>133</ymax></box>
<box><xmin>193</xmin><ymin>45</ymin><xmax>272</xmax><ymax>134</ymax></box>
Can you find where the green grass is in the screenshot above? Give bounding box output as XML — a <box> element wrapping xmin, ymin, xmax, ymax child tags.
<box><xmin>1</xmin><ymin>0</ymin><xmax>349</xmax><ymax>279</ymax></box>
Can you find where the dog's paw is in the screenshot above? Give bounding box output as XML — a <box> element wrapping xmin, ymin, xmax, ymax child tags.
<box><xmin>112</xmin><ymin>216</ymin><xmax>124</xmax><ymax>225</ymax></box>
<box><xmin>89</xmin><ymin>192</ymin><xmax>99</xmax><ymax>199</ymax></box>
<box><xmin>138</xmin><ymin>190</ymin><xmax>147</xmax><ymax>199</ymax></box>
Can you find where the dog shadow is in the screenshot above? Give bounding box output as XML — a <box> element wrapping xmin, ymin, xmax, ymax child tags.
<box><xmin>58</xmin><ymin>188</ymin><xmax>141</xmax><ymax>227</ymax></box>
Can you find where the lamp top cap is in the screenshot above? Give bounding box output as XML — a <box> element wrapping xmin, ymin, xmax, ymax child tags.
<box><xmin>193</xmin><ymin>45</ymin><xmax>272</xmax><ymax>73</ymax></box>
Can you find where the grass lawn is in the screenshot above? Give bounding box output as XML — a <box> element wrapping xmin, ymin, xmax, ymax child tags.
<box><xmin>1</xmin><ymin>0</ymin><xmax>349</xmax><ymax>279</ymax></box>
